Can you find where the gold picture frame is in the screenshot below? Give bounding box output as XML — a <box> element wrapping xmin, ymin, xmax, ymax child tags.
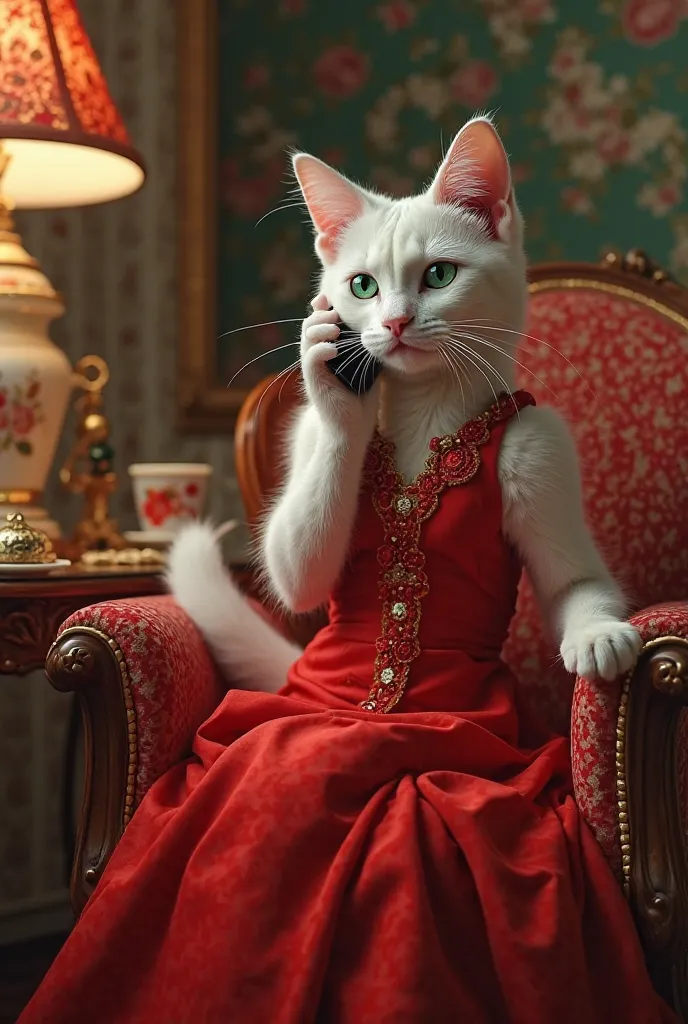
<box><xmin>178</xmin><ymin>0</ymin><xmax>244</xmax><ymax>432</ymax></box>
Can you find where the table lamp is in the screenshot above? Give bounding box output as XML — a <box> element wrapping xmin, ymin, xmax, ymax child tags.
<box><xmin>0</xmin><ymin>0</ymin><xmax>145</xmax><ymax>538</ymax></box>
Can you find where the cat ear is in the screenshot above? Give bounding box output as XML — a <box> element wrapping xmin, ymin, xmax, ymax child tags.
<box><xmin>292</xmin><ymin>153</ymin><xmax>370</xmax><ymax>261</ymax></box>
<box><xmin>429</xmin><ymin>117</ymin><xmax>513</xmax><ymax>240</ymax></box>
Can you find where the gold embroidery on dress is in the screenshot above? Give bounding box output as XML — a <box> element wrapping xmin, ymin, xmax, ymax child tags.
<box><xmin>360</xmin><ymin>391</ymin><xmax>534</xmax><ymax>714</ymax></box>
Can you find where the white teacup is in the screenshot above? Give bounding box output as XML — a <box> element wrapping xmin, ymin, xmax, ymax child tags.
<box><xmin>128</xmin><ymin>463</ymin><xmax>212</xmax><ymax>536</ymax></box>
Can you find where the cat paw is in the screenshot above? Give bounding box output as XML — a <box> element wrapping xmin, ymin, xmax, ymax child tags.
<box><xmin>560</xmin><ymin>620</ymin><xmax>642</xmax><ymax>682</ymax></box>
<box><xmin>301</xmin><ymin>299</ymin><xmax>379</xmax><ymax>434</ymax></box>
<box><xmin>301</xmin><ymin>306</ymin><xmax>340</xmax><ymax>357</ymax></box>
<box><xmin>300</xmin><ymin>307</ymin><xmax>342</xmax><ymax>394</ymax></box>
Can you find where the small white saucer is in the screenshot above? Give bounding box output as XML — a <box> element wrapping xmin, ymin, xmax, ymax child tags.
<box><xmin>0</xmin><ymin>559</ymin><xmax>71</xmax><ymax>577</ymax></box>
<box><xmin>124</xmin><ymin>531</ymin><xmax>176</xmax><ymax>550</ymax></box>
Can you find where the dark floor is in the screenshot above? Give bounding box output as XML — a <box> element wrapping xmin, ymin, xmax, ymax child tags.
<box><xmin>0</xmin><ymin>933</ymin><xmax>67</xmax><ymax>1024</ymax></box>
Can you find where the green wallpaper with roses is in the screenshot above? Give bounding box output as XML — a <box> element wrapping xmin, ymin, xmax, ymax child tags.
<box><xmin>218</xmin><ymin>0</ymin><xmax>688</xmax><ymax>387</ymax></box>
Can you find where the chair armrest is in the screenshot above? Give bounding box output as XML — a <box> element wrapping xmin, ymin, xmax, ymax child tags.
<box><xmin>46</xmin><ymin>595</ymin><xmax>224</xmax><ymax>913</ymax></box>
<box><xmin>571</xmin><ymin>601</ymin><xmax>688</xmax><ymax>1011</ymax></box>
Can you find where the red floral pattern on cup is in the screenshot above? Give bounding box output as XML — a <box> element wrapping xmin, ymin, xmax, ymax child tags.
<box><xmin>142</xmin><ymin>487</ymin><xmax>199</xmax><ymax>528</ymax></box>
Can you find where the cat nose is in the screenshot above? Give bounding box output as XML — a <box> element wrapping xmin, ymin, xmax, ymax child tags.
<box><xmin>383</xmin><ymin>314</ymin><xmax>414</xmax><ymax>338</ymax></box>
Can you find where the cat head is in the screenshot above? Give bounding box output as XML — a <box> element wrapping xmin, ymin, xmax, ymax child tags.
<box><xmin>293</xmin><ymin>116</ymin><xmax>527</xmax><ymax>381</ymax></box>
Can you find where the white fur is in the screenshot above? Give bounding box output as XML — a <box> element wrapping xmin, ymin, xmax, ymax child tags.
<box><xmin>168</xmin><ymin>115</ymin><xmax>641</xmax><ymax>687</ymax></box>
<box><xmin>499</xmin><ymin>407</ymin><xmax>642</xmax><ymax>680</ymax></box>
<box><xmin>167</xmin><ymin>522</ymin><xmax>300</xmax><ymax>692</ymax></box>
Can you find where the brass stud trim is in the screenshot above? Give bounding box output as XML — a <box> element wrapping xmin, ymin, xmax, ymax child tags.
<box><xmin>54</xmin><ymin>624</ymin><xmax>138</xmax><ymax>828</ymax></box>
<box><xmin>615</xmin><ymin>668</ymin><xmax>632</xmax><ymax>896</ymax></box>
<box><xmin>614</xmin><ymin>633</ymin><xmax>688</xmax><ymax>898</ymax></box>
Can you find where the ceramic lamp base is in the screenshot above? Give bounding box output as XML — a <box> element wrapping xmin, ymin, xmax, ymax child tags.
<box><xmin>0</xmin><ymin>501</ymin><xmax>61</xmax><ymax>540</ymax></box>
<box><xmin>0</xmin><ymin>199</ymin><xmax>70</xmax><ymax>544</ymax></box>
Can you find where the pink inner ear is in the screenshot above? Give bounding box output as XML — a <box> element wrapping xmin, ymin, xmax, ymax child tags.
<box><xmin>293</xmin><ymin>154</ymin><xmax>365</xmax><ymax>251</ymax></box>
<box><xmin>433</xmin><ymin>120</ymin><xmax>511</xmax><ymax>234</ymax></box>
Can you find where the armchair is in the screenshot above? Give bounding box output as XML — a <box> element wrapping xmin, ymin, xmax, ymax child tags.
<box><xmin>47</xmin><ymin>250</ymin><xmax>688</xmax><ymax>1016</ymax></box>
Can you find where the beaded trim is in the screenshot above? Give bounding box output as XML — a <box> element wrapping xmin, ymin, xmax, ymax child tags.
<box><xmin>360</xmin><ymin>390</ymin><xmax>535</xmax><ymax>714</ymax></box>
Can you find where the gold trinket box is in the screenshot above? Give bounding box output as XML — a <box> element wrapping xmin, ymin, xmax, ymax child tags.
<box><xmin>0</xmin><ymin>511</ymin><xmax>57</xmax><ymax>564</ymax></box>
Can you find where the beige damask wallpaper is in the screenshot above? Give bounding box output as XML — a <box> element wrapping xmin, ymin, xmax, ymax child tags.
<box><xmin>0</xmin><ymin>0</ymin><xmax>229</xmax><ymax>936</ymax></box>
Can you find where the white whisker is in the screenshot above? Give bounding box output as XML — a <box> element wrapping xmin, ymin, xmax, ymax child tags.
<box><xmin>255</xmin><ymin>360</ymin><xmax>301</xmax><ymax>419</ymax></box>
<box><xmin>254</xmin><ymin>201</ymin><xmax>307</xmax><ymax>228</ymax></box>
<box><xmin>444</xmin><ymin>335</ymin><xmax>513</xmax><ymax>397</ymax></box>
<box><xmin>450</xmin><ymin>319</ymin><xmax>594</xmax><ymax>397</ymax></box>
<box><xmin>448</xmin><ymin>329</ymin><xmax>557</xmax><ymax>402</ymax></box>
<box><xmin>227</xmin><ymin>342</ymin><xmax>300</xmax><ymax>387</ymax></box>
<box><xmin>278</xmin><ymin>363</ymin><xmax>301</xmax><ymax>402</ymax></box>
<box><xmin>443</xmin><ymin>340</ymin><xmax>502</xmax><ymax>410</ymax></box>
<box><xmin>218</xmin><ymin>318</ymin><xmax>303</xmax><ymax>340</ymax></box>
<box><xmin>329</xmin><ymin>344</ymin><xmax>369</xmax><ymax>380</ymax></box>
<box><xmin>356</xmin><ymin>352</ymin><xmax>375</xmax><ymax>396</ymax></box>
<box><xmin>438</xmin><ymin>345</ymin><xmax>466</xmax><ymax>418</ymax></box>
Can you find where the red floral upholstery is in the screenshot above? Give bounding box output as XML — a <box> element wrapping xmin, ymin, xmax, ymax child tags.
<box><xmin>59</xmin><ymin>596</ymin><xmax>225</xmax><ymax>806</ymax></box>
<box><xmin>572</xmin><ymin>601</ymin><xmax>688</xmax><ymax>875</ymax></box>
<box><xmin>503</xmin><ymin>283</ymin><xmax>688</xmax><ymax>874</ymax></box>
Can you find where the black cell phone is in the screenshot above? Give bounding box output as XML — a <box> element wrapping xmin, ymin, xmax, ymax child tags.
<box><xmin>325</xmin><ymin>322</ymin><xmax>383</xmax><ymax>394</ymax></box>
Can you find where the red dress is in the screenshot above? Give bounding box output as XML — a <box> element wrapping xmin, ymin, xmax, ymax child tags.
<box><xmin>21</xmin><ymin>392</ymin><xmax>675</xmax><ymax>1024</ymax></box>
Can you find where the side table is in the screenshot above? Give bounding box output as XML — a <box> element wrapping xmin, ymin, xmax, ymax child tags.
<box><xmin>0</xmin><ymin>564</ymin><xmax>166</xmax><ymax>676</ymax></box>
<box><xmin>0</xmin><ymin>564</ymin><xmax>166</xmax><ymax>906</ymax></box>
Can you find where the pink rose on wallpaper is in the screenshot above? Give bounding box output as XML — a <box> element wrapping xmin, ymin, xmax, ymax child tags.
<box><xmin>516</xmin><ymin>0</ymin><xmax>552</xmax><ymax>19</ymax></box>
<box><xmin>622</xmin><ymin>0</ymin><xmax>684</xmax><ymax>45</ymax></box>
<box><xmin>280</xmin><ymin>0</ymin><xmax>307</xmax><ymax>14</ymax></box>
<box><xmin>449</xmin><ymin>61</ymin><xmax>499</xmax><ymax>108</ymax></box>
<box><xmin>321</xmin><ymin>147</ymin><xmax>345</xmax><ymax>167</ymax></box>
<box><xmin>220</xmin><ymin>157</ymin><xmax>284</xmax><ymax>218</ymax></box>
<box><xmin>550</xmin><ymin>47</ymin><xmax>580</xmax><ymax>78</ymax></box>
<box><xmin>243</xmin><ymin>64</ymin><xmax>270</xmax><ymax>90</ymax></box>
<box><xmin>377</xmin><ymin>1</ymin><xmax>416</xmax><ymax>31</ymax></box>
<box><xmin>596</xmin><ymin>125</ymin><xmax>631</xmax><ymax>164</ymax></box>
<box><xmin>639</xmin><ymin>180</ymin><xmax>683</xmax><ymax>214</ymax></box>
<box><xmin>657</xmin><ymin>182</ymin><xmax>681</xmax><ymax>207</ymax></box>
<box><xmin>314</xmin><ymin>46</ymin><xmax>369</xmax><ymax>99</ymax></box>
<box><xmin>511</xmin><ymin>163</ymin><xmax>531</xmax><ymax>184</ymax></box>
<box><xmin>561</xmin><ymin>186</ymin><xmax>594</xmax><ymax>216</ymax></box>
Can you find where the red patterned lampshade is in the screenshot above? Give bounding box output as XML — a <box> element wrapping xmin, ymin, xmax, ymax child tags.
<box><xmin>0</xmin><ymin>0</ymin><xmax>145</xmax><ymax>208</ymax></box>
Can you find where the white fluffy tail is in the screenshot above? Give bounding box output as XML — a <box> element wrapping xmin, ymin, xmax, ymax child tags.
<box><xmin>166</xmin><ymin>522</ymin><xmax>302</xmax><ymax>692</ymax></box>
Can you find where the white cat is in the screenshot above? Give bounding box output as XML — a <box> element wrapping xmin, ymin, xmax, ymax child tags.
<box><xmin>168</xmin><ymin>115</ymin><xmax>642</xmax><ymax>694</ymax></box>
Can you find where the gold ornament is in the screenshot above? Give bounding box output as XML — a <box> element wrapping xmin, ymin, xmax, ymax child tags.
<box><xmin>80</xmin><ymin>547</ymin><xmax>166</xmax><ymax>568</ymax></box>
<box><xmin>60</xmin><ymin>355</ymin><xmax>127</xmax><ymax>559</ymax></box>
<box><xmin>0</xmin><ymin>511</ymin><xmax>57</xmax><ymax>564</ymax></box>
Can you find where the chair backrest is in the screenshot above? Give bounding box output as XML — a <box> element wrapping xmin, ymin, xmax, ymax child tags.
<box><xmin>234</xmin><ymin>370</ymin><xmax>304</xmax><ymax>528</ymax></box>
<box><xmin>235</xmin><ymin>251</ymin><xmax>688</xmax><ymax>733</ymax></box>
<box><xmin>505</xmin><ymin>250</ymin><xmax>688</xmax><ymax>731</ymax></box>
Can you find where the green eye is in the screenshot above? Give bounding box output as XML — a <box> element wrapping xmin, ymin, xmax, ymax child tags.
<box><xmin>350</xmin><ymin>273</ymin><xmax>379</xmax><ymax>299</ymax></box>
<box><xmin>423</xmin><ymin>262</ymin><xmax>458</xmax><ymax>289</ymax></box>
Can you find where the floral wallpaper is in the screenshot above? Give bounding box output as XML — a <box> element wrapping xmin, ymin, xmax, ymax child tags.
<box><xmin>218</xmin><ymin>0</ymin><xmax>688</xmax><ymax>388</ymax></box>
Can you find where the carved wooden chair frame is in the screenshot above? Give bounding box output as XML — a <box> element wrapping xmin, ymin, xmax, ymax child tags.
<box><xmin>48</xmin><ymin>249</ymin><xmax>688</xmax><ymax>1018</ymax></box>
